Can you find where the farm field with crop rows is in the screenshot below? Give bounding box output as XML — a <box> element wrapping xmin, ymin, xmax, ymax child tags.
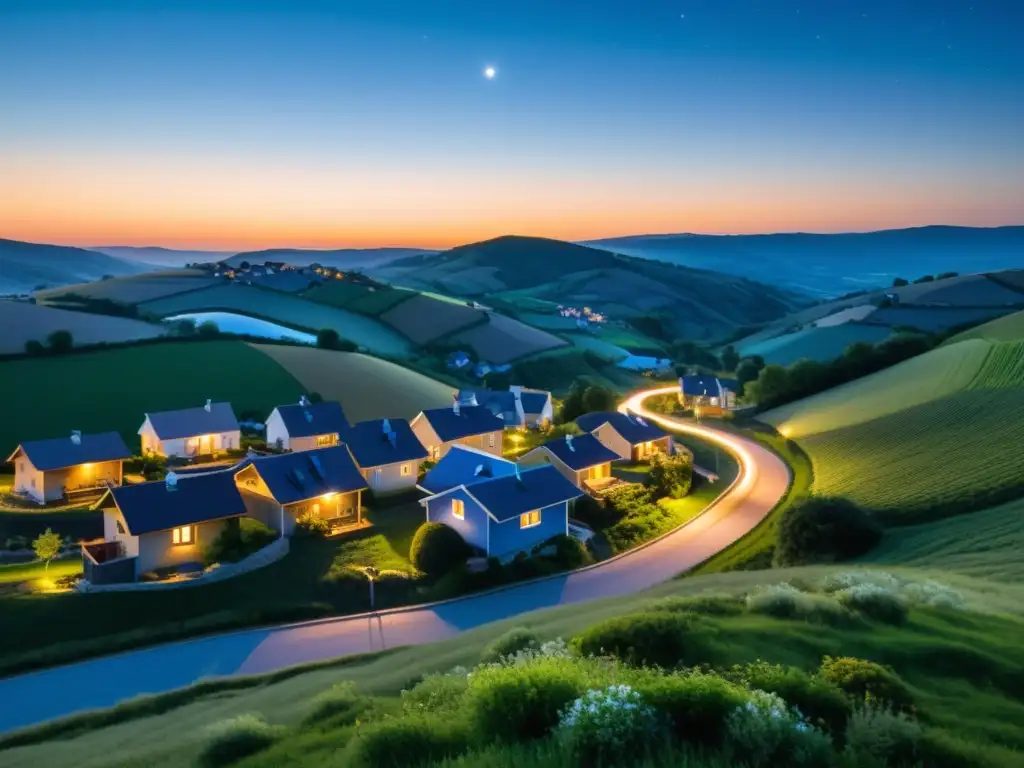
<box><xmin>868</xmin><ymin>305</ymin><xmax>1011</xmax><ymax>333</ymax></box>
<box><xmin>737</xmin><ymin>323</ymin><xmax>892</xmax><ymax>365</ymax></box>
<box><xmin>950</xmin><ymin>309</ymin><xmax>1024</xmax><ymax>344</ymax></box>
<box><xmin>35</xmin><ymin>273</ymin><xmax>220</xmax><ymax>305</ymax></box>
<box><xmin>451</xmin><ymin>312</ymin><xmax>567</xmax><ymax>364</ymax></box>
<box><xmin>0</xmin><ymin>301</ymin><xmax>167</xmax><ymax>354</ymax></box>
<box><xmin>304</xmin><ymin>282</ymin><xmax>415</xmax><ymax>316</ymax></box>
<box><xmin>379</xmin><ymin>294</ymin><xmax>483</xmax><ymax>345</ymax></box>
<box><xmin>139</xmin><ymin>283</ymin><xmax>413</xmax><ymax>357</ymax></box>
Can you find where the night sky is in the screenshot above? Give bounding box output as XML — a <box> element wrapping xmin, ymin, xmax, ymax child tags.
<box><xmin>1</xmin><ymin>0</ymin><xmax>1021</xmax><ymax>250</ymax></box>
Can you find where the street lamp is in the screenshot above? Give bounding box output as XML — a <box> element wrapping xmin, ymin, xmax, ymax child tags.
<box><xmin>364</xmin><ymin>566</ymin><xmax>380</xmax><ymax>610</ymax></box>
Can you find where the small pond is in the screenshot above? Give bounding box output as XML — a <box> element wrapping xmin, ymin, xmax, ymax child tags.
<box><xmin>163</xmin><ymin>312</ymin><xmax>316</xmax><ymax>344</ymax></box>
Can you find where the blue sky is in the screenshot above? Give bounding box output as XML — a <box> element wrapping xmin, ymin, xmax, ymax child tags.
<box><xmin>1</xmin><ymin>0</ymin><xmax>1021</xmax><ymax>248</ymax></box>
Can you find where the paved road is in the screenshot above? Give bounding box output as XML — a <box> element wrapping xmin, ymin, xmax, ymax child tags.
<box><xmin>0</xmin><ymin>387</ymin><xmax>790</xmax><ymax>734</ymax></box>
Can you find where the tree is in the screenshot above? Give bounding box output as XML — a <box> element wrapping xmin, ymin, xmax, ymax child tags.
<box><xmin>46</xmin><ymin>330</ymin><xmax>74</xmax><ymax>353</ymax></box>
<box><xmin>671</xmin><ymin>340</ymin><xmax>720</xmax><ymax>369</ymax></box>
<box><xmin>912</xmin><ymin>274</ymin><xmax>935</xmax><ymax>284</ymax></box>
<box><xmin>239</xmin><ymin>260</ymin><xmax>251</xmax><ymax>269</ymax></box>
<box><xmin>32</xmin><ymin>528</ymin><xmax>63</xmax><ymax>573</ymax></box>
<box><xmin>409</xmin><ymin>522</ymin><xmax>470</xmax><ymax>576</ymax></box>
<box><xmin>891</xmin><ymin>277</ymin><xmax>909</xmax><ymax>287</ymax></box>
<box><xmin>197</xmin><ymin>321</ymin><xmax>220</xmax><ymax>337</ymax></box>
<box><xmin>936</xmin><ymin>271</ymin><xmax>958</xmax><ymax>280</ymax></box>
<box><xmin>786</xmin><ymin>358</ymin><xmax>830</xmax><ymax>399</ymax></box>
<box><xmin>743</xmin><ymin>364</ymin><xmax>789</xmax><ymax>407</ymax></box>
<box><xmin>720</xmin><ymin>344</ymin><xmax>740</xmax><ymax>372</ymax></box>
<box><xmin>24</xmin><ymin>340</ymin><xmax>46</xmax><ymax>356</ymax></box>
<box><xmin>735</xmin><ymin>357</ymin><xmax>765</xmax><ymax>391</ymax></box>
<box><xmin>645</xmin><ymin>452</ymin><xmax>693</xmax><ymax>499</ymax></box>
<box><xmin>308</xmin><ymin>391</ymin><xmax>324</xmax><ymax>403</ymax></box>
<box><xmin>484</xmin><ymin>370</ymin><xmax>512</xmax><ymax>391</ymax></box>
<box><xmin>581</xmin><ymin>383</ymin><xmax>616</xmax><ymax>414</ymax></box>
<box><xmin>172</xmin><ymin>318</ymin><xmax>197</xmax><ymax>337</ymax></box>
<box><xmin>316</xmin><ymin>328</ymin><xmax>341</xmax><ymax>349</ymax></box>
<box><xmin>774</xmin><ymin>497</ymin><xmax>882</xmax><ymax>566</ymax></box>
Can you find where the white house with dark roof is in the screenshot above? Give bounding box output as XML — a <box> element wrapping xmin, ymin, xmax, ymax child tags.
<box><xmin>342</xmin><ymin>418</ymin><xmax>428</xmax><ymax>495</ymax></box>
<box><xmin>265</xmin><ymin>397</ymin><xmax>348</xmax><ymax>452</ymax></box>
<box><xmin>457</xmin><ymin>386</ymin><xmax>554</xmax><ymax>429</ymax></box>
<box><xmin>85</xmin><ymin>469</ymin><xmax>248</xmax><ymax>584</ymax></box>
<box><xmin>6</xmin><ymin>431</ymin><xmax>131</xmax><ymax>504</ymax></box>
<box><xmin>410</xmin><ymin>401</ymin><xmax>505</xmax><ymax>461</ymax></box>
<box><xmin>576</xmin><ymin>411</ymin><xmax>673</xmax><ymax>462</ymax></box>
<box><xmin>139</xmin><ymin>400</ymin><xmax>241</xmax><ymax>458</ymax></box>
<box><xmin>519</xmin><ymin>433</ymin><xmax>619</xmax><ymax>492</ymax></box>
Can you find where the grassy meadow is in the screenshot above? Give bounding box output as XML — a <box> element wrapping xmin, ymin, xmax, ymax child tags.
<box><xmin>0</xmin><ymin>300</ymin><xmax>167</xmax><ymax>355</ymax></box>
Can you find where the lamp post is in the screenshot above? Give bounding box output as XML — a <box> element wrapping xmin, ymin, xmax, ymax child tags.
<box><xmin>364</xmin><ymin>566</ymin><xmax>380</xmax><ymax>610</ymax></box>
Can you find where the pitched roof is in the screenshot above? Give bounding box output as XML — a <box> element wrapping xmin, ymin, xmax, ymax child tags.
<box><xmin>144</xmin><ymin>402</ymin><xmax>239</xmax><ymax>440</ymax></box>
<box><xmin>342</xmin><ymin>418</ymin><xmax>428</xmax><ymax>468</ymax></box>
<box><xmin>244</xmin><ymin>445</ymin><xmax>367</xmax><ymax>505</ymax></box>
<box><xmin>576</xmin><ymin>410</ymin><xmax>668</xmax><ymax>445</ymax></box>
<box><xmin>535</xmin><ymin>433</ymin><xmax>619</xmax><ymax>472</ymax></box>
<box><xmin>106</xmin><ymin>469</ymin><xmax>247</xmax><ymax>535</ymax></box>
<box><xmin>518</xmin><ymin>390</ymin><xmax>550</xmax><ymax>415</ymax></box>
<box><xmin>7</xmin><ymin>431</ymin><xmax>130</xmax><ymax>471</ymax></box>
<box><xmin>466</xmin><ymin>465</ymin><xmax>583</xmax><ymax>523</ymax></box>
<box><xmin>273</xmin><ymin>401</ymin><xmax>348</xmax><ymax>439</ymax></box>
<box><xmin>680</xmin><ymin>376</ymin><xmax>740</xmax><ymax>397</ymax></box>
<box><xmin>417</xmin><ymin>404</ymin><xmax>505</xmax><ymax>442</ymax></box>
<box><xmin>418</xmin><ymin>444</ymin><xmax>517</xmax><ymax>495</ymax></box>
<box><xmin>458</xmin><ymin>389</ymin><xmax>519</xmax><ymax>426</ymax></box>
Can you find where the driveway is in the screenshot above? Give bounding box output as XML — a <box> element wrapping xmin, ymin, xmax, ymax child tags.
<box><xmin>0</xmin><ymin>387</ymin><xmax>790</xmax><ymax>734</ymax></box>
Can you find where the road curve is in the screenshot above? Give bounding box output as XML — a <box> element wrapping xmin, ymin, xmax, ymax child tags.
<box><xmin>0</xmin><ymin>387</ymin><xmax>790</xmax><ymax>734</ymax></box>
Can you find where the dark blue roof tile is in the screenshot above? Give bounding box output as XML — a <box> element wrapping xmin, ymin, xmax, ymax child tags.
<box><xmin>342</xmin><ymin>418</ymin><xmax>427</xmax><ymax>468</ymax></box>
<box><xmin>274</xmin><ymin>401</ymin><xmax>348</xmax><ymax>439</ymax></box>
<box><xmin>107</xmin><ymin>469</ymin><xmax>246</xmax><ymax>535</ymax></box>
<box><xmin>145</xmin><ymin>402</ymin><xmax>239</xmax><ymax>441</ymax></box>
<box><xmin>245</xmin><ymin>445</ymin><xmax>367</xmax><ymax>505</ymax></box>
<box><xmin>418</xmin><ymin>405</ymin><xmax>505</xmax><ymax>442</ymax></box>
<box><xmin>467</xmin><ymin>466</ymin><xmax>583</xmax><ymax>523</ymax></box>
<box><xmin>576</xmin><ymin>411</ymin><xmax>667</xmax><ymax>445</ymax></box>
<box><xmin>9</xmin><ymin>431</ymin><xmax>130</xmax><ymax>471</ymax></box>
<box><xmin>535</xmin><ymin>433</ymin><xmax>619</xmax><ymax>471</ymax></box>
<box><xmin>419</xmin><ymin>445</ymin><xmax>517</xmax><ymax>495</ymax></box>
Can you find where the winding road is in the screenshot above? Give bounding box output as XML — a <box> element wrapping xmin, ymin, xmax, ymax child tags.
<box><xmin>0</xmin><ymin>386</ymin><xmax>790</xmax><ymax>734</ymax></box>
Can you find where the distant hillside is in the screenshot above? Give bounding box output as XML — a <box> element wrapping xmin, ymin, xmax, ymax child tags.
<box><xmin>586</xmin><ymin>225</ymin><xmax>1024</xmax><ymax>299</ymax></box>
<box><xmin>90</xmin><ymin>246</ymin><xmax>236</xmax><ymax>267</ymax></box>
<box><xmin>227</xmin><ymin>247</ymin><xmax>435</xmax><ymax>270</ymax></box>
<box><xmin>371</xmin><ymin>235</ymin><xmax>807</xmax><ymax>341</ymax></box>
<box><xmin>0</xmin><ymin>239</ymin><xmax>148</xmax><ymax>295</ymax></box>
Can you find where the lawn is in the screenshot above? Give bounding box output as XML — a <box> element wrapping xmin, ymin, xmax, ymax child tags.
<box><xmin>451</xmin><ymin>313</ymin><xmax>568</xmax><ymax>364</ymax></box>
<box><xmin>0</xmin><ymin>558</ymin><xmax>82</xmax><ymax>586</ymax></box>
<box><xmin>0</xmin><ymin>509</ymin><xmax>103</xmax><ymax>545</ymax></box>
<box><xmin>6</xmin><ymin>564</ymin><xmax>1024</xmax><ymax>768</ymax></box>
<box><xmin>736</xmin><ymin>323</ymin><xmax>893</xmax><ymax>365</ymax></box>
<box><xmin>251</xmin><ymin>344</ymin><xmax>455</xmax><ymax>422</ymax></box>
<box><xmin>303</xmin><ymin>282</ymin><xmax>416</xmax><ymax>317</ymax></box>
<box><xmin>0</xmin><ymin>301</ymin><xmax>168</xmax><ymax>355</ymax></box>
<box><xmin>139</xmin><ymin>283</ymin><xmax>414</xmax><ymax>357</ymax></box>
<box><xmin>0</xmin><ymin>340</ymin><xmax>305</xmax><ymax>453</ymax></box>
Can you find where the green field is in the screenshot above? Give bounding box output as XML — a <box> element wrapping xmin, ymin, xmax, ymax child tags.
<box><xmin>562</xmin><ymin>332</ymin><xmax>629</xmax><ymax>361</ymax></box>
<box><xmin>303</xmin><ymin>282</ymin><xmax>415</xmax><ymax>316</ymax></box>
<box><xmin>513</xmin><ymin>311</ymin><xmax>580</xmax><ymax>331</ymax></box>
<box><xmin>762</xmin><ymin>331</ymin><xmax>1024</xmax><ymax>523</ymax></box>
<box><xmin>0</xmin><ymin>341</ymin><xmax>305</xmax><ymax>452</ymax></box>
<box><xmin>736</xmin><ymin>323</ymin><xmax>893</xmax><ymax>365</ymax></box>
<box><xmin>139</xmin><ymin>283</ymin><xmax>413</xmax><ymax>357</ymax></box>
<box><xmin>949</xmin><ymin>309</ymin><xmax>1024</xmax><ymax>344</ymax></box>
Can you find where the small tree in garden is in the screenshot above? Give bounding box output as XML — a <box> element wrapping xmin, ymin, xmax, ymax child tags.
<box><xmin>197</xmin><ymin>321</ymin><xmax>220</xmax><ymax>337</ymax></box>
<box><xmin>410</xmin><ymin>522</ymin><xmax>470</xmax><ymax>576</ymax></box>
<box><xmin>645</xmin><ymin>452</ymin><xmax>693</xmax><ymax>499</ymax></box>
<box><xmin>317</xmin><ymin>328</ymin><xmax>342</xmax><ymax>349</ymax></box>
<box><xmin>46</xmin><ymin>330</ymin><xmax>74</xmax><ymax>353</ymax></box>
<box><xmin>33</xmin><ymin>528</ymin><xmax>63</xmax><ymax>573</ymax></box>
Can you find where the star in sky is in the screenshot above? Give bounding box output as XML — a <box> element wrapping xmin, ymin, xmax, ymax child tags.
<box><xmin>484</xmin><ymin>66</ymin><xmax>496</xmax><ymax>80</ymax></box>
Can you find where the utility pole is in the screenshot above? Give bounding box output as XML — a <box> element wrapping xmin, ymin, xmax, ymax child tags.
<box><xmin>365</xmin><ymin>566</ymin><xmax>380</xmax><ymax>610</ymax></box>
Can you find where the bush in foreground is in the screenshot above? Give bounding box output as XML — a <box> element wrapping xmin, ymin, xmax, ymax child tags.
<box><xmin>836</xmin><ymin>584</ymin><xmax>909</xmax><ymax>625</ymax></box>
<box><xmin>199</xmin><ymin>713</ymin><xmax>284</xmax><ymax>767</ymax></box>
<box><xmin>557</xmin><ymin>684</ymin><xmax>660</xmax><ymax>763</ymax></box>
<box><xmin>646</xmin><ymin>451</ymin><xmax>693</xmax><ymax>499</ymax></box>
<box><xmin>410</xmin><ymin>522</ymin><xmax>470</xmax><ymax>576</ymax></box>
<box><xmin>304</xmin><ymin>682</ymin><xmax>372</xmax><ymax>727</ymax></box>
<box><xmin>773</xmin><ymin>496</ymin><xmax>882</xmax><ymax>567</ymax></box>
<box><xmin>726</xmin><ymin>662</ymin><xmax>851</xmax><ymax>739</ymax></box>
<box><xmin>844</xmin><ymin>703</ymin><xmax>922</xmax><ymax>766</ymax></box>
<box><xmin>819</xmin><ymin>656</ymin><xmax>915</xmax><ymax>711</ymax></box>
<box><xmin>745</xmin><ymin>583</ymin><xmax>850</xmax><ymax>626</ymax></box>
<box><xmin>637</xmin><ymin>671</ymin><xmax>749</xmax><ymax>747</ymax></box>
<box><xmin>725</xmin><ymin>690</ymin><xmax>833</xmax><ymax>768</ymax></box>
<box><xmin>571</xmin><ymin>611</ymin><xmax>716</xmax><ymax>669</ymax></box>
<box><xmin>345</xmin><ymin>716</ymin><xmax>471</xmax><ymax>767</ymax></box>
<box><xmin>480</xmin><ymin>627</ymin><xmax>541</xmax><ymax>664</ymax></box>
<box><xmin>402</xmin><ymin>672</ymin><xmax>469</xmax><ymax>716</ymax></box>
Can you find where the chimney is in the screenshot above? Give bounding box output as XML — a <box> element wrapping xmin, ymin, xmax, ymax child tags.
<box><xmin>299</xmin><ymin>394</ymin><xmax>310</xmax><ymax>406</ymax></box>
<box><xmin>204</xmin><ymin>399</ymin><xmax>212</xmax><ymax>412</ymax></box>
<box><xmin>70</xmin><ymin>430</ymin><xmax>82</xmax><ymax>445</ymax></box>
<box><xmin>387</xmin><ymin>431</ymin><xmax>397</xmax><ymax>448</ymax></box>
<box><xmin>566</xmin><ymin>434</ymin><xmax>575</xmax><ymax>452</ymax></box>
<box><xmin>382</xmin><ymin>418</ymin><xmax>391</xmax><ymax>435</ymax></box>
<box><xmin>165</xmin><ymin>471</ymin><xmax>179</xmax><ymax>491</ymax></box>
<box><xmin>453</xmin><ymin>399</ymin><xmax>461</xmax><ymax>416</ymax></box>
<box><xmin>514</xmin><ymin>463</ymin><xmax>523</xmax><ymax>483</ymax></box>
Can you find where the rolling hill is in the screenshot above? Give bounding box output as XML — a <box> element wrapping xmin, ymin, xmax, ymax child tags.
<box><xmin>587</xmin><ymin>225</ymin><xmax>1024</xmax><ymax>299</ymax></box>
<box><xmin>371</xmin><ymin>235</ymin><xmax>807</xmax><ymax>342</ymax></box>
<box><xmin>88</xmin><ymin>246</ymin><xmax>236</xmax><ymax>267</ymax></box>
<box><xmin>228</xmin><ymin>247</ymin><xmax>434</xmax><ymax>270</ymax></box>
<box><xmin>0</xmin><ymin>239</ymin><xmax>148</xmax><ymax>295</ymax></box>
<box><xmin>0</xmin><ymin>301</ymin><xmax>167</xmax><ymax>354</ymax></box>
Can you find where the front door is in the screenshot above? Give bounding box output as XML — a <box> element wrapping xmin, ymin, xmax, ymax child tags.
<box><xmin>199</xmin><ymin>435</ymin><xmax>212</xmax><ymax>455</ymax></box>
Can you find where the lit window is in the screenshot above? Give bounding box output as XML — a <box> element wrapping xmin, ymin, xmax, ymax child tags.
<box><xmin>400</xmin><ymin>463</ymin><xmax>411</xmax><ymax>477</ymax></box>
<box><xmin>171</xmin><ymin>526</ymin><xmax>194</xmax><ymax>545</ymax></box>
<box><xmin>316</xmin><ymin>434</ymin><xmax>336</xmax><ymax>447</ymax></box>
<box><xmin>520</xmin><ymin>510</ymin><xmax>541</xmax><ymax>529</ymax></box>
<box><xmin>452</xmin><ymin>499</ymin><xmax>465</xmax><ymax>520</ymax></box>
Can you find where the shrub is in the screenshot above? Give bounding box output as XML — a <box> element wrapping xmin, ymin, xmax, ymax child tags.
<box><xmin>571</xmin><ymin>493</ymin><xmax>620</xmax><ymax>530</ymax></box>
<box><xmin>649</xmin><ymin>595</ymin><xmax>745</xmax><ymax>617</ymax></box>
<box><xmin>303</xmin><ymin>682</ymin><xmax>372</xmax><ymax>726</ymax></box>
<box><xmin>557</xmin><ymin>684</ymin><xmax>660</xmax><ymax>763</ymax></box>
<box><xmin>204</xmin><ymin>518</ymin><xmax>277</xmax><ymax>565</ymax></box>
<box><xmin>844</xmin><ymin>703</ymin><xmax>922</xmax><ymax>765</ymax></box>
<box><xmin>745</xmin><ymin>583</ymin><xmax>850</xmax><ymax>626</ymax></box>
<box><xmin>727</xmin><ymin>662</ymin><xmax>850</xmax><ymax>739</ymax></box>
<box><xmin>725</xmin><ymin>690</ymin><xmax>834</xmax><ymax>768</ymax></box>
<box><xmin>819</xmin><ymin>657</ymin><xmax>914</xmax><ymax>711</ymax></box>
<box><xmin>345</xmin><ymin>716</ymin><xmax>471</xmax><ymax>767</ymax></box>
<box><xmin>774</xmin><ymin>496</ymin><xmax>882</xmax><ymax>567</ymax></box>
<box><xmin>604</xmin><ymin>483</ymin><xmax>655</xmax><ymax>515</ymax></box>
<box><xmin>571</xmin><ymin>611</ymin><xmax>716</xmax><ymax>669</ymax></box>
<box><xmin>198</xmin><ymin>713</ymin><xmax>284</xmax><ymax>767</ymax></box>
<box><xmin>821</xmin><ymin>571</ymin><xmax>965</xmax><ymax>611</ymax></box>
<box><xmin>409</xmin><ymin>522</ymin><xmax>470</xmax><ymax>576</ymax></box>
<box><xmin>294</xmin><ymin>513</ymin><xmax>330</xmax><ymax>538</ymax></box>
<box><xmin>467</xmin><ymin>658</ymin><xmax>584</xmax><ymax>743</ymax></box>
<box><xmin>480</xmin><ymin>627</ymin><xmax>541</xmax><ymax>664</ymax></box>
<box><xmin>836</xmin><ymin>584</ymin><xmax>909</xmax><ymax>625</ymax></box>
<box><xmin>24</xmin><ymin>340</ymin><xmax>46</xmax><ymax>356</ymax></box>
<box><xmin>539</xmin><ymin>534</ymin><xmax>592</xmax><ymax>569</ymax></box>
<box><xmin>646</xmin><ymin>452</ymin><xmax>693</xmax><ymax>499</ymax></box>
<box><xmin>46</xmin><ymin>329</ymin><xmax>74</xmax><ymax>353</ymax></box>
<box><xmin>197</xmin><ymin>320</ymin><xmax>220</xmax><ymax>337</ymax></box>
<box><xmin>402</xmin><ymin>671</ymin><xmax>469</xmax><ymax>715</ymax></box>
<box><xmin>638</xmin><ymin>671</ymin><xmax>749</xmax><ymax>746</ymax></box>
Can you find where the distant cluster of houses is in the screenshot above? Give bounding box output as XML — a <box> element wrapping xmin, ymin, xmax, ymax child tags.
<box><xmin>5</xmin><ymin>385</ymin><xmax>675</xmax><ymax>587</ymax></box>
<box><xmin>202</xmin><ymin>260</ymin><xmax>353</xmax><ymax>294</ymax></box>
<box><xmin>447</xmin><ymin>351</ymin><xmax>513</xmax><ymax>380</ymax></box>
<box><xmin>558</xmin><ymin>304</ymin><xmax>607</xmax><ymax>328</ymax></box>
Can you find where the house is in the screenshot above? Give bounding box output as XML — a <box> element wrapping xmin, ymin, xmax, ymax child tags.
<box><xmin>342</xmin><ymin>417</ymin><xmax>428</xmax><ymax>494</ymax></box>
<box><xmin>410</xmin><ymin>401</ymin><xmax>505</xmax><ymax>461</ymax></box>
<box><xmin>265</xmin><ymin>397</ymin><xmax>348</xmax><ymax>451</ymax></box>
<box><xmin>416</xmin><ymin>444</ymin><xmax>519</xmax><ymax>495</ymax></box>
<box><xmin>139</xmin><ymin>400</ymin><xmax>241</xmax><ymax>458</ymax></box>
<box><xmin>519</xmin><ymin>433</ymin><xmax>619</xmax><ymax>491</ymax></box>
<box><xmin>234</xmin><ymin>445</ymin><xmax>368</xmax><ymax>536</ymax></box>
<box><xmin>85</xmin><ymin>469</ymin><xmax>247</xmax><ymax>584</ymax></box>
<box><xmin>576</xmin><ymin>411</ymin><xmax>673</xmax><ymax>461</ymax></box>
<box><xmin>458</xmin><ymin>386</ymin><xmax>554</xmax><ymax>429</ymax></box>
<box><xmin>474</xmin><ymin>362</ymin><xmax>492</xmax><ymax>379</ymax></box>
<box><xmin>679</xmin><ymin>376</ymin><xmax>739</xmax><ymax>411</ymax></box>
<box><xmin>447</xmin><ymin>350</ymin><xmax>471</xmax><ymax>370</ymax></box>
<box><xmin>420</xmin><ymin>462</ymin><xmax>583</xmax><ymax>558</ymax></box>
<box><xmin>6</xmin><ymin>431</ymin><xmax>130</xmax><ymax>504</ymax></box>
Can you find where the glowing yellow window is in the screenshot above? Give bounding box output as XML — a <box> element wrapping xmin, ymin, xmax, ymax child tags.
<box><xmin>171</xmin><ymin>526</ymin><xmax>194</xmax><ymax>545</ymax></box>
<box><xmin>400</xmin><ymin>463</ymin><xmax>411</xmax><ymax>477</ymax></box>
<box><xmin>520</xmin><ymin>510</ymin><xmax>541</xmax><ymax>529</ymax></box>
<box><xmin>316</xmin><ymin>434</ymin><xmax>337</xmax><ymax>447</ymax></box>
<box><xmin>452</xmin><ymin>499</ymin><xmax>465</xmax><ymax>520</ymax></box>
